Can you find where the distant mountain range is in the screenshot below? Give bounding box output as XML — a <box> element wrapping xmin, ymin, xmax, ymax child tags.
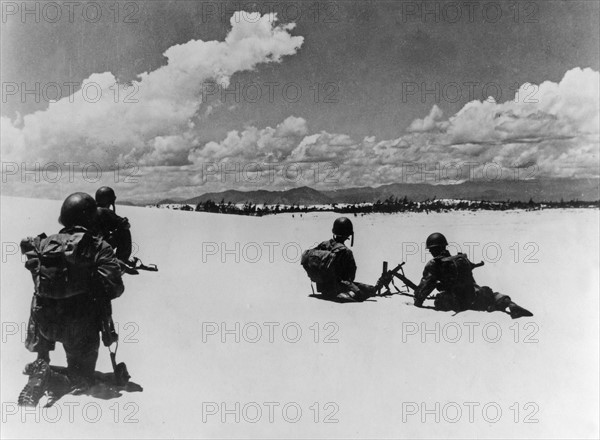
<box><xmin>154</xmin><ymin>178</ymin><xmax>599</xmax><ymax>206</ymax></box>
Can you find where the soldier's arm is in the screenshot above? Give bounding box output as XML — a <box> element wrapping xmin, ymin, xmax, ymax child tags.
<box><xmin>95</xmin><ymin>241</ymin><xmax>125</xmax><ymax>299</ymax></box>
<box><xmin>414</xmin><ymin>261</ymin><xmax>438</xmax><ymax>307</ymax></box>
<box><xmin>335</xmin><ymin>248</ymin><xmax>356</xmax><ymax>282</ymax></box>
<box><xmin>107</xmin><ymin>209</ymin><xmax>130</xmax><ymax>231</ymax></box>
<box><xmin>346</xmin><ymin>250</ymin><xmax>357</xmax><ymax>282</ymax></box>
<box><xmin>117</xmin><ymin>215</ymin><xmax>130</xmax><ymax>230</ymax></box>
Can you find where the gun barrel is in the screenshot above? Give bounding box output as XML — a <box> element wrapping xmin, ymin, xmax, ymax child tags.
<box><xmin>394</xmin><ymin>272</ymin><xmax>418</xmax><ymax>291</ymax></box>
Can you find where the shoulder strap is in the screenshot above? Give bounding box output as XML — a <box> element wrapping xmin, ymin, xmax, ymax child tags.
<box><xmin>329</xmin><ymin>241</ymin><xmax>346</xmax><ymax>253</ymax></box>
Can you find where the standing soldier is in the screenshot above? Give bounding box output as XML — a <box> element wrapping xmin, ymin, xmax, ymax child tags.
<box><xmin>413</xmin><ymin>232</ymin><xmax>533</xmax><ymax>318</ymax></box>
<box><xmin>302</xmin><ymin>217</ymin><xmax>377</xmax><ymax>302</ymax></box>
<box><xmin>19</xmin><ymin>193</ymin><xmax>125</xmax><ymax>405</ymax></box>
<box><xmin>94</xmin><ymin>186</ymin><xmax>136</xmax><ymax>273</ymax></box>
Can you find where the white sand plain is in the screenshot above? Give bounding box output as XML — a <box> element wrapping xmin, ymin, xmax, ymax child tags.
<box><xmin>1</xmin><ymin>196</ymin><xmax>598</xmax><ymax>439</ymax></box>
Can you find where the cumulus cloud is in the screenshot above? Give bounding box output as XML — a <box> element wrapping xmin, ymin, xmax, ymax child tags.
<box><xmin>407</xmin><ymin>104</ymin><xmax>446</xmax><ymax>132</ymax></box>
<box><xmin>2</xmin><ymin>66</ymin><xmax>598</xmax><ymax>201</ymax></box>
<box><xmin>282</xmin><ymin>67</ymin><xmax>597</xmax><ymax>185</ymax></box>
<box><xmin>1</xmin><ymin>12</ymin><xmax>303</xmax><ymax>167</ymax></box>
<box><xmin>362</xmin><ymin>67</ymin><xmax>599</xmax><ymax>183</ymax></box>
<box><xmin>188</xmin><ymin>115</ymin><xmax>308</xmax><ymax>164</ymax></box>
<box><xmin>445</xmin><ymin>68</ymin><xmax>599</xmax><ymax>145</ymax></box>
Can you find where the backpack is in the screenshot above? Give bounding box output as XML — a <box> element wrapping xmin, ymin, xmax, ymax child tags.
<box><xmin>301</xmin><ymin>241</ymin><xmax>346</xmax><ymax>284</ymax></box>
<box><xmin>20</xmin><ymin>232</ymin><xmax>95</xmax><ymax>299</ymax></box>
<box><xmin>438</xmin><ymin>253</ymin><xmax>474</xmax><ymax>287</ymax></box>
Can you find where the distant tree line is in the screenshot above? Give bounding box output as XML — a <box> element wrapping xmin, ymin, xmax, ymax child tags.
<box><xmin>157</xmin><ymin>196</ymin><xmax>599</xmax><ymax>216</ymax></box>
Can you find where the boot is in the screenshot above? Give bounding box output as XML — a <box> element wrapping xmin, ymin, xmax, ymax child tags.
<box><xmin>44</xmin><ymin>371</ymin><xmax>72</xmax><ymax>408</ymax></box>
<box><xmin>22</xmin><ymin>352</ymin><xmax>50</xmax><ymax>375</ymax></box>
<box><xmin>509</xmin><ymin>304</ymin><xmax>534</xmax><ymax>319</ymax></box>
<box><xmin>336</xmin><ymin>292</ymin><xmax>357</xmax><ymax>302</ymax></box>
<box><xmin>18</xmin><ymin>359</ymin><xmax>50</xmax><ymax>406</ymax></box>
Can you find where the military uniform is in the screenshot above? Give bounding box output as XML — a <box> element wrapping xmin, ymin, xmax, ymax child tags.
<box><xmin>94</xmin><ymin>207</ymin><xmax>132</xmax><ymax>263</ymax></box>
<box><xmin>414</xmin><ymin>250</ymin><xmax>510</xmax><ymax>312</ymax></box>
<box><xmin>23</xmin><ymin>226</ymin><xmax>124</xmax><ymax>380</ymax></box>
<box><xmin>314</xmin><ymin>239</ymin><xmax>374</xmax><ymax>302</ymax></box>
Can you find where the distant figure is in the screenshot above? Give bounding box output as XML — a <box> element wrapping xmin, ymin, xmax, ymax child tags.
<box><xmin>19</xmin><ymin>193</ymin><xmax>124</xmax><ymax>405</ymax></box>
<box><xmin>301</xmin><ymin>217</ymin><xmax>377</xmax><ymax>302</ymax></box>
<box><xmin>94</xmin><ymin>187</ymin><xmax>135</xmax><ymax>272</ymax></box>
<box><xmin>413</xmin><ymin>233</ymin><xmax>533</xmax><ymax>318</ymax></box>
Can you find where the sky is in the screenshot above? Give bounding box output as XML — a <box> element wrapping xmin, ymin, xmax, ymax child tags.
<box><xmin>1</xmin><ymin>0</ymin><xmax>599</xmax><ymax>203</ymax></box>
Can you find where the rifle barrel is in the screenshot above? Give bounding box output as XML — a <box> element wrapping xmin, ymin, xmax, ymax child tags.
<box><xmin>393</xmin><ymin>272</ymin><xmax>418</xmax><ymax>291</ymax></box>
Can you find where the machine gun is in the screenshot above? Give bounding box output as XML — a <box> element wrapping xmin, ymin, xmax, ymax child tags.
<box><xmin>375</xmin><ymin>261</ymin><xmax>418</xmax><ymax>295</ymax></box>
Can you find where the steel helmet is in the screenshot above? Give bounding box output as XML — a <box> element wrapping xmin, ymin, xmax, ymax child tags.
<box><xmin>332</xmin><ymin>217</ymin><xmax>354</xmax><ymax>245</ymax></box>
<box><xmin>425</xmin><ymin>232</ymin><xmax>448</xmax><ymax>249</ymax></box>
<box><xmin>59</xmin><ymin>192</ymin><xmax>97</xmax><ymax>227</ymax></box>
<box><xmin>95</xmin><ymin>186</ymin><xmax>116</xmax><ymax>210</ymax></box>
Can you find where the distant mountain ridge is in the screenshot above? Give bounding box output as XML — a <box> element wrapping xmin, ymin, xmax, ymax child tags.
<box><xmin>182</xmin><ymin>186</ymin><xmax>333</xmax><ymax>205</ymax></box>
<box><xmin>155</xmin><ymin>178</ymin><xmax>599</xmax><ymax>205</ymax></box>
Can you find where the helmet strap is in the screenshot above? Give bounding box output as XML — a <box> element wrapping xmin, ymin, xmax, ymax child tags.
<box><xmin>351</xmin><ymin>234</ymin><xmax>354</xmax><ymax>246</ymax></box>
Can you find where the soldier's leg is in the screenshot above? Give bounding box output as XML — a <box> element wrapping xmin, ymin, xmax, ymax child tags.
<box><xmin>63</xmin><ymin>319</ymin><xmax>100</xmax><ymax>390</ymax></box>
<box><xmin>337</xmin><ymin>281</ymin><xmax>376</xmax><ymax>302</ymax></box>
<box><xmin>25</xmin><ymin>297</ymin><xmax>55</xmax><ymax>372</ymax></box>
<box><xmin>352</xmin><ymin>282</ymin><xmax>377</xmax><ymax>301</ymax></box>
<box><xmin>501</xmin><ymin>294</ymin><xmax>534</xmax><ymax>319</ymax></box>
<box><xmin>486</xmin><ymin>289</ymin><xmax>533</xmax><ymax>319</ymax></box>
<box><xmin>434</xmin><ymin>291</ymin><xmax>459</xmax><ymax>311</ymax></box>
<box><xmin>491</xmin><ymin>291</ymin><xmax>512</xmax><ymax>311</ymax></box>
<box><xmin>25</xmin><ymin>315</ymin><xmax>54</xmax><ymax>361</ymax></box>
<box><xmin>20</xmin><ymin>298</ymin><xmax>57</xmax><ymax>406</ymax></box>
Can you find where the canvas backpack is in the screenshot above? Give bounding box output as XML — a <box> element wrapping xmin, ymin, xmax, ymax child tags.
<box><xmin>438</xmin><ymin>253</ymin><xmax>475</xmax><ymax>287</ymax></box>
<box><xmin>20</xmin><ymin>231</ymin><xmax>95</xmax><ymax>299</ymax></box>
<box><xmin>301</xmin><ymin>241</ymin><xmax>346</xmax><ymax>284</ymax></box>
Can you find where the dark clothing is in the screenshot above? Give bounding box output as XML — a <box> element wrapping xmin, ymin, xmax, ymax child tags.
<box><xmin>314</xmin><ymin>239</ymin><xmax>357</xmax><ymax>296</ymax></box>
<box><xmin>414</xmin><ymin>250</ymin><xmax>510</xmax><ymax>312</ymax></box>
<box><xmin>94</xmin><ymin>207</ymin><xmax>132</xmax><ymax>262</ymax></box>
<box><xmin>26</xmin><ymin>295</ymin><xmax>100</xmax><ymax>378</ymax></box>
<box><xmin>23</xmin><ymin>226</ymin><xmax>124</xmax><ymax>379</ymax></box>
<box><xmin>314</xmin><ymin>239</ymin><xmax>374</xmax><ymax>302</ymax></box>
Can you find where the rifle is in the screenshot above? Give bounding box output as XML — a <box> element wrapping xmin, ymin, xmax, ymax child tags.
<box><xmin>393</xmin><ymin>266</ymin><xmax>418</xmax><ymax>291</ymax></box>
<box><xmin>119</xmin><ymin>257</ymin><xmax>158</xmax><ymax>275</ymax></box>
<box><xmin>128</xmin><ymin>257</ymin><xmax>158</xmax><ymax>272</ymax></box>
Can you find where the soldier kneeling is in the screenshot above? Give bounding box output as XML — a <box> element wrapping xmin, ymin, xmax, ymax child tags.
<box><xmin>19</xmin><ymin>193</ymin><xmax>125</xmax><ymax>406</ymax></box>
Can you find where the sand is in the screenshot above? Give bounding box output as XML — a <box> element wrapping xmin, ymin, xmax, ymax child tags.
<box><xmin>1</xmin><ymin>196</ymin><xmax>598</xmax><ymax>438</ymax></box>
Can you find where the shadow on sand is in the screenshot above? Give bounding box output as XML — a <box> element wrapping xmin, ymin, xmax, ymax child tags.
<box><xmin>42</xmin><ymin>365</ymin><xmax>143</xmax><ymax>406</ymax></box>
<box><xmin>308</xmin><ymin>294</ymin><xmax>377</xmax><ymax>303</ymax></box>
<box><xmin>392</xmin><ymin>292</ymin><xmax>515</xmax><ymax>316</ymax></box>
<box><xmin>309</xmin><ymin>291</ymin><xmax>440</xmax><ymax>309</ymax></box>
